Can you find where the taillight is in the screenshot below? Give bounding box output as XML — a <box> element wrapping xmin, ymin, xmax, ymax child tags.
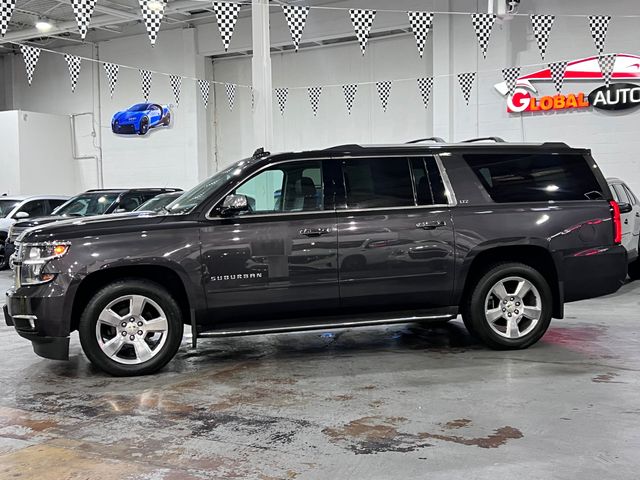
<box><xmin>610</xmin><ymin>200</ymin><xmax>622</xmax><ymax>244</ymax></box>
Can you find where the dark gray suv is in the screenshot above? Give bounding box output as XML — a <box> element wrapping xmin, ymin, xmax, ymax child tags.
<box><xmin>4</xmin><ymin>140</ymin><xmax>628</xmax><ymax>376</ymax></box>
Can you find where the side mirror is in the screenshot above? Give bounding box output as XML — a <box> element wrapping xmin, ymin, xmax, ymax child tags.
<box><xmin>220</xmin><ymin>194</ymin><xmax>249</xmax><ymax>217</ymax></box>
<box><xmin>14</xmin><ymin>211</ymin><xmax>29</xmax><ymax>219</ymax></box>
<box><xmin>619</xmin><ymin>202</ymin><xmax>633</xmax><ymax>214</ymax></box>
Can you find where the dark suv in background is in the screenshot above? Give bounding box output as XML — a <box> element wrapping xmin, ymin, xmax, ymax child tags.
<box><xmin>4</xmin><ymin>140</ymin><xmax>627</xmax><ymax>376</ymax></box>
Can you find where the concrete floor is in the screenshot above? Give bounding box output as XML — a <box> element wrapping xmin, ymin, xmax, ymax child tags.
<box><xmin>0</xmin><ymin>270</ymin><xmax>639</xmax><ymax>479</ymax></box>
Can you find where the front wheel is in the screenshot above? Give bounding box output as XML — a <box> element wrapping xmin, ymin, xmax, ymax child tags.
<box><xmin>462</xmin><ymin>262</ymin><xmax>553</xmax><ymax>350</ymax></box>
<box><xmin>138</xmin><ymin>117</ymin><xmax>149</xmax><ymax>135</ymax></box>
<box><xmin>78</xmin><ymin>280</ymin><xmax>183</xmax><ymax>376</ymax></box>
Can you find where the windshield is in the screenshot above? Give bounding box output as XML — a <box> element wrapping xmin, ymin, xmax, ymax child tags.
<box><xmin>135</xmin><ymin>194</ymin><xmax>180</xmax><ymax>212</ymax></box>
<box><xmin>167</xmin><ymin>158</ymin><xmax>256</xmax><ymax>215</ymax></box>
<box><xmin>128</xmin><ymin>104</ymin><xmax>150</xmax><ymax>112</ymax></box>
<box><xmin>53</xmin><ymin>192</ymin><xmax>121</xmax><ymax>216</ymax></box>
<box><xmin>0</xmin><ymin>199</ymin><xmax>20</xmax><ymax>218</ymax></box>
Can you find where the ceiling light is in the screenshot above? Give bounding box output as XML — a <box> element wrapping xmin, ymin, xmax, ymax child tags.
<box><xmin>35</xmin><ymin>19</ymin><xmax>53</xmax><ymax>32</ymax></box>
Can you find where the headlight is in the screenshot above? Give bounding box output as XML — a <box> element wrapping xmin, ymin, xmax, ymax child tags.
<box><xmin>19</xmin><ymin>242</ymin><xmax>70</xmax><ymax>285</ymax></box>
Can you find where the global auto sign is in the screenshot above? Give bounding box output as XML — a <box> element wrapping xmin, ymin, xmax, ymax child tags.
<box><xmin>495</xmin><ymin>54</ymin><xmax>640</xmax><ymax>113</ymax></box>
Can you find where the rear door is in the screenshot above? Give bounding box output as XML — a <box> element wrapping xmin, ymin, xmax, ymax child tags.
<box><xmin>335</xmin><ymin>156</ymin><xmax>455</xmax><ymax>310</ymax></box>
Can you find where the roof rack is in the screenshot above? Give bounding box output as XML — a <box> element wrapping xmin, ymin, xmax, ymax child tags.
<box><xmin>462</xmin><ymin>137</ymin><xmax>505</xmax><ymax>143</ymax></box>
<box><xmin>406</xmin><ymin>137</ymin><xmax>446</xmax><ymax>144</ymax></box>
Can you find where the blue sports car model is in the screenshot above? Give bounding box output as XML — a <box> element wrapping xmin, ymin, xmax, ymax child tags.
<box><xmin>111</xmin><ymin>103</ymin><xmax>171</xmax><ymax>135</ymax></box>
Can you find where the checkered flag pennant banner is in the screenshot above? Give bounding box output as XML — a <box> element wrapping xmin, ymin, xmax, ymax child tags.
<box><xmin>169</xmin><ymin>75</ymin><xmax>182</xmax><ymax>106</ymax></box>
<box><xmin>342</xmin><ymin>84</ymin><xmax>357</xmax><ymax>115</ymax></box>
<box><xmin>70</xmin><ymin>0</ymin><xmax>97</xmax><ymax>40</ymax></box>
<box><xmin>531</xmin><ymin>14</ymin><xmax>555</xmax><ymax>60</ymax></box>
<box><xmin>548</xmin><ymin>61</ymin><xmax>567</xmax><ymax>94</ymax></box>
<box><xmin>139</xmin><ymin>0</ymin><xmax>166</xmax><ymax>46</ymax></box>
<box><xmin>282</xmin><ymin>5</ymin><xmax>309</xmax><ymax>52</ymax></box>
<box><xmin>350</xmin><ymin>9</ymin><xmax>376</xmax><ymax>56</ymax></box>
<box><xmin>308</xmin><ymin>86</ymin><xmax>322</xmax><ymax>116</ymax></box>
<box><xmin>376</xmin><ymin>81</ymin><xmax>392</xmax><ymax>112</ymax></box>
<box><xmin>275</xmin><ymin>88</ymin><xmax>288</xmax><ymax>115</ymax></box>
<box><xmin>198</xmin><ymin>80</ymin><xmax>210</xmax><ymax>107</ymax></box>
<box><xmin>598</xmin><ymin>53</ymin><xmax>617</xmax><ymax>87</ymax></box>
<box><xmin>457</xmin><ymin>72</ymin><xmax>475</xmax><ymax>105</ymax></box>
<box><xmin>64</xmin><ymin>54</ymin><xmax>82</xmax><ymax>93</ymax></box>
<box><xmin>20</xmin><ymin>45</ymin><xmax>40</xmax><ymax>86</ymax></box>
<box><xmin>0</xmin><ymin>0</ymin><xmax>17</xmax><ymax>37</ymax></box>
<box><xmin>471</xmin><ymin>13</ymin><xmax>496</xmax><ymax>59</ymax></box>
<box><xmin>103</xmin><ymin>63</ymin><xmax>119</xmax><ymax>98</ymax></box>
<box><xmin>417</xmin><ymin>77</ymin><xmax>433</xmax><ymax>109</ymax></box>
<box><xmin>140</xmin><ymin>69</ymin><xmax>152</xmax><ymax>101</ymax></box>
<box><xmin>225</xmin><ymin>83</ymin><xmax>237</xmax><ymax>111</ymax></box>
<box><xmin>589</xmin><ymin>15</ymin><xmax>611</xmax><ymax>54</ymax></box>
<box><xmin>407</xmin><ymin>11</ymin><xmax>433</xmax><ymax>58</ymax></box>
<box><xmin>213</xmin><ymin>2</ymin><xmax>241</xmax><ymax>51</ymax></box>
<box><xmin>502</xmin><ymin>67</ymin><xmax>520</xmax><ymax>97</ymax></box>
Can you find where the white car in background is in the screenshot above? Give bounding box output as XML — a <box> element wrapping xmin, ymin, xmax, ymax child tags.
<box><xmin>0</xmin><ymin>194</ymin><xmax>69</xmax><ymax>269</ymax></box>
<box><xmin>608</xmin><ymin>178</ymin><xmax>640</xmax><ymax>280</ymax></box>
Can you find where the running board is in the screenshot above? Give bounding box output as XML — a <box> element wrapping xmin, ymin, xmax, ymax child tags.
<box><xmin>196</xmin><ymin>313</ymin><xmax>456</xmax><ymax>339</ymax></box>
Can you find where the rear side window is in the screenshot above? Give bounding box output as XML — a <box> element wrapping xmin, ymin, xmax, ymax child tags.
<box><xmin>411</xmin><ymin>157</ymin><xmax>448</xmax><ymax>205</ymax></box>
<box><xmin>343</xmin><ymin>158</ymin><xmax>414</xmax><ymax>208</ymax></box>
<box><xmin>463</xmin><ymin>153</ymin><xmax>604</xmax><ymax>203</ymax></box>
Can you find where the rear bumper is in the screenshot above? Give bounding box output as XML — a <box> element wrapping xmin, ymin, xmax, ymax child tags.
<box><xmin>562</xmin><ymin>244</ymin><xmax>628</xmax><ymax>302</ymax></box>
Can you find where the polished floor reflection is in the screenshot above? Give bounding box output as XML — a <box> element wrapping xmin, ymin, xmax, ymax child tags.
<box><xmin>0</xmin><ymin>271</ymin><xmax>639</xmax><ymax>479</ymax></box>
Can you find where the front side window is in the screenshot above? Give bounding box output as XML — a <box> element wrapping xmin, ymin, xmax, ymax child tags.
<box><xmin>612</xmin><ymin>185</ymin><xmax>630</xmax><ymax>205</ymax></box>
<box><xmin>343</xmin><ymin>158</ymin><xmax>414</xmax><ymax>209</ymax></box>
<box><xmin>622</xmin><ymin>185</ymin><xmax>638</xmax><ymax>205</ymax></box>
<box><xmin>55</xmin><ymin>193</ymin><xmax>120</xmax><ymax>216</ymax></box>
<box><xmin>17</xmin><ymin>200</ymin><xmax>48</xmax><ymax>217</ymax></box>
<box><xmin>464</xmin><ymin>153</ymin><xmax>604</xmax><ymax>203</ymax></box>
<box><xmin>233</xmin><ymin>161</ymin><xmax>324</xmax><ymax>214</ymax></box>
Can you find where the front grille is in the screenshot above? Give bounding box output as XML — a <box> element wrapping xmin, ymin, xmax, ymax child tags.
<box><xmin>113</xmin><ymin>124</ymin><xmax>136</xmax><ymax>134</ymax></box>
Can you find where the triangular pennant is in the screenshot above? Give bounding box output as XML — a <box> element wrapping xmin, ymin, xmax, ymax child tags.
<box><xmin>376</xmin><ymin>81</ymin><xmax>392</xmax><ymax>112</ymax></box>
<box><xmin>502</xmin><ymin>67</ymin><xmax>520</xmax><ymax>96</ymax></box>
<box><xmin>530</xmin><ymin>14</ymin><xmax>555</xmax><ymax>60</ymax></box>
<box><xmin>417</xmin><ymin>78</ymin><xmax>433</xmax><ymax>109</ymax></box>
<box><xmin>471</xmin><ymin>13</ymin><xmax>496</xmax><ymax>59</ymax></box>
<box><xmin>139</xmin><ymin>0</ymin><xmax>166</xmax><ymax>46</ymax></box>
<box><xmin>275</xmin><ymin>88</ymin><xmax>288</xmax><ymax>115</ymax></box>
<box><xmin>548</xmin><ymin>61</ymin><xmax>567</xmax><ymax>94</ymax></box>
<box><xmin>213</xmin><ymin>2</ymin><xmax>242</xmax><ymax>52</ymax></box>
<box><xmin>457</xmin><ymin>72</ymin><xmax>475</xmax><ymax>105</ymax></box>
<box><xmin>103</xmin><ymin>62</ymin><xmax>119</xmax><ymax>98</ymax></box>
<box><xmin>70</xmin><ymin>0</ymin><xmax>97</xmax><ymax>40</ymax></box>
<box><xmin>198</xmin><ymin>80</ymin><xmax>210</xmax><ymax>107</ymax></box>
<box><xmin>0</xmin><ymin>0</ymin><xmax>17</xmax><ymax>37</ymax></box>
<box><xmin>407</xmin><ymin>11</ymin><xmax>433</xmax><ymax>58</ymax></box>
<box><xmin>598</xmin><ymin>54</ymin><xmax>617</xmax><ymax>87</ymax></box>
<box><xmin>589</xmin><ymin>15</ymin><xmax>611</xmax><ymax>54</ymax></box>
<box><xmin>308</xmin><ymin>86</ymin><xmax>322</xmax><ymax>116</ymax></box>
<box><xmin>20</xmin><ymin>45</ymin><xmax>40</xmax><ymax>86</ymax></box>
<box><xmin>282</xmin><ymin>5</ymin><xmax>309</xmax><ymax>52</ymax></box>
<box><xmin>64</xmin><ymin>54</ymin><xmax>82</xmax><ymax>93</ymax></box>
<box><xmin>342</xmin><ymin>84</ymin><xmax>358</xmax><ymax>115</ymax></box>
<box><xmin>225</xmin><ymin>83</ymin><xmax>237</xmax><ymax>111</ymax></box>
<box><xmin>139</xmin><ymin>69</ymin><xmax>152</xmax><ymax>101</ymax></box>
<box><xmin>169</xmin><ymin>75</ymin><xmax>182</xmax><ymax>106</ymax></box>
<box><xmin>350</xmin><ymin>9</ymin><xmax>376</xmax><ymax>56</ymax></box>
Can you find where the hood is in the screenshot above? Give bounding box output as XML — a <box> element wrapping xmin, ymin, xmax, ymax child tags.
<box><xmin>20</xmin><ymin>212</ymin><xmax>169</xmax><ymax>242</ymax></box>
<box><xmin>113</xmin><ymin>110</ymin><xmax>143</xmax><ymax>122</ymax></box>
<box><xmin>0</xmin><ymin>217</ymin><xmax>15</xmax><ymax>232</ymax></box>
<box><xmin>11</xmin><ymin>215</ymin><xmax>71</xmax><ymax>230</ymax></box>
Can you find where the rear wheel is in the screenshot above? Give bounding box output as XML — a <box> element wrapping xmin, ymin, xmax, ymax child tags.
<box><xmin>462</xmin><ymin>263</ymin><xmax>552</xmax><ymax>350</ymax></box>
<box><xmin>78</xmin><ymin>280</ymin><xmax>183</xmax><ymax>376</ymax></box>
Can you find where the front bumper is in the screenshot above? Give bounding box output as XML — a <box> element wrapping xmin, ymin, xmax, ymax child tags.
<box><xmin>112</xmin><ymin>123</ymin><xmax>137</xmax><ymax>134</ymax></box>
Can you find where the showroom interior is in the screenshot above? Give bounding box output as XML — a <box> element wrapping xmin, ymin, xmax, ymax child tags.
<box><xmin>1</xmin><ymin>0</ymin><xmax>640</xmax><ymax>478</ymax></box>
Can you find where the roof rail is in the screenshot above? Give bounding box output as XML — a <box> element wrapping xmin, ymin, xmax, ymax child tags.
<box><xmin>324</xmin><ymin>144</ymin><xmax>365</xmax><ymax>151</ymax></box>
<box><xmin>406</xmin><ymin>137</ymin><xmax>446</xmax><ymax>144</ymax></box>
<box><xmin>462</xmin><ymin>136</ymin><xmax>505</xmax><ymax>143</ymax></box>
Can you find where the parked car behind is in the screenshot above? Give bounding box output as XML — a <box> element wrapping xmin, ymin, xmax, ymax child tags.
<box><xmin>134</xmin><ymin>191</ymin><xmax>183</xmax><ymax>213</ymax></box>
<box><xmin>607</xmin><ymin>178</ymin><xmax>640</xmax><ymax>279</ymax></box>
<box><xmin>0</xmin><ymin>194</ymin><xmax>69</xmax><ymax>269</ymax></box>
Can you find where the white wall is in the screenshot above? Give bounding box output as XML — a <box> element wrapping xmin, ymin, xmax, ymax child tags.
<box><xmin>0</xmin><ymin>111</ymin><xmax>20</xmax><ymax>195</ymax></box>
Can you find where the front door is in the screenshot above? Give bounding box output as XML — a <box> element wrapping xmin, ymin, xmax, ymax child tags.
<box><xmin>200</xmin><ymin>159</ymin><xmax>339</xmax><ymax>319</ymax></box>
<box><xmin>336</xmin><ymin>156</ymin><xmax>455</xmax><ymax>310</ymax></box>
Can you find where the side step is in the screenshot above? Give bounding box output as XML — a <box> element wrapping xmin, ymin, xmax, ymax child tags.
<box><xmin>195</xmin><ymin>312</ymin><xmax>456</xmax><ymax>340</ymax></box>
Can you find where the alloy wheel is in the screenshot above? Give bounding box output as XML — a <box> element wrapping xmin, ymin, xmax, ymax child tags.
<box><xmin>484</xmin><ymin>276</ymin><xmax>542</xmax><ymax>339</ymax></box>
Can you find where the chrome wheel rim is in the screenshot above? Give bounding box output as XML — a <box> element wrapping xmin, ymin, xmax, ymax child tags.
<box><xmin>95</xmin><ymin>294</ymin><xmax>169</xmax><ymax>365</ymax></box>
<box><xmin>484</xmin><ymin>276</ymin><xmax>542</xmax><ymax>339</ymax></box>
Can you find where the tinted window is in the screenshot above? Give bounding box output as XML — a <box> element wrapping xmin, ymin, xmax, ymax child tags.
<box><xmin>56</xmin><ymin>193</ymin><xmax>120</xmax><ymax>216</ymax></box>
<box><xmin>464</xmin><ymin>153</ymin><xmax>604</xmax><ymax>203</ymax></box>
<box><xmin>234</xmin><ymin>161</ymin><xmax>324</xmax><ymax>214</ymax></box>
<box><xmin>411</xmin><ymin>157</ymin><xmax>448</xmax><ymax>205</ymax></box>
<box><xmin>343</xmin><ymin>158</ymin><xmax>414</xmax><ymax>208</ymax></box>
<box><xmin>49</xmin><ymin>199</ymin><xmax>67</xmax><ymax>212</ymax></box>
<box><xmin>0</xmin><ymin>200</ymin><xmax>20</xmax><ymax>218</ymax></box>
<box><xmin>612</xmin><ymin>185</ymin><xmax>629</xmax><ymax>204</ymax></box>
<box><xmin>17</xmin><ymin>200</ymin><xmax>48</xmax><ymax>217</ymax></box>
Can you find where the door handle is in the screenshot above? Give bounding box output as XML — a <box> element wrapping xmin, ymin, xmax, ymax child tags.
<box><xmin>416</xmin><ymin>221</ymin><xmax>446</xmax><ymax>230</ymax></box>
<box><xmin>299</xmin><ymin>227</ymin><xmax>332</xmax><ymax>237</ymax></box>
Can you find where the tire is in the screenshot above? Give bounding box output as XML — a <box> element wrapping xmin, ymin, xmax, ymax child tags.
<box><xmin>462</xmin><ymin>262</ymin><xmax>553</xmax><ymax>350</ymax></box>
<box><xmin>78</xmin><ymin>279</ymin><xmax>183</xmax><ymax>376</ymax></box>
<box><xmin>138</xmin><ymin>118</ymin><xmax>149</xmax><ymax>135</ymax></box>
<box><xmin>162</xmin><ymin>113</ymin><xmax>171</xmax><ymax>126</ymax></box>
